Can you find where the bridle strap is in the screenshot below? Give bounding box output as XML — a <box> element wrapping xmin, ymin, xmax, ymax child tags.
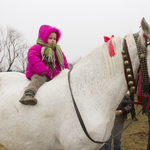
<box><xmin>122</xmin><ymin>99</ymin><xmax>142</xmax><ymax>105</ymax></box>
<box><xmin>68</xmin><ymin>70</ymin><xmax>108</xmax><ymax>144</ymax></box>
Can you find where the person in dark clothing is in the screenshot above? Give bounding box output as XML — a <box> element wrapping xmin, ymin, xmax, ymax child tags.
<box><xmin>137</xmin><ymin>69</ymin><xmax>150</xmax><ymax>149</ymax></box>
<box><xmin>100</xmin><ymin>93</ymin><xmax>132</xmax><ymax>150</ymax></box>
<box><xmin>130</xmin><ymin>93</ymin><xmax>138</xmax><ymax>121</ymax></box>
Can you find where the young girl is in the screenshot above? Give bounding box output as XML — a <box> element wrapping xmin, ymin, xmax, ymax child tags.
<box><xmin>19</xmin><ymin>25</ymin><xmax>69</xmax><ymax>105</ymax></box>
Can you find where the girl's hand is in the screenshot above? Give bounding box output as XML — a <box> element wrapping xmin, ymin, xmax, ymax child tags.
<box><xmin>41</xmin><ymin>71</ymin><xmax>48</xmax><ymax>76</ymax></box>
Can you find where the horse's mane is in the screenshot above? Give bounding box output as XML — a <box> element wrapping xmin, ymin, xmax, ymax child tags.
<box><xmin>100</xmin><ymin>36</ymin><xmax>124</xmax><ymax>77</ymax></box>
<box><xmin>100</xmin><ymin>31</ymin><xmax>142</xmax><ymax>78</ymax></box>
<box><xmin>138</xmin><ymin>29</ymin><xmax>146</xmax><ymax>46</ymax></box>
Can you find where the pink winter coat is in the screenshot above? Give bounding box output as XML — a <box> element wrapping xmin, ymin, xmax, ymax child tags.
<box><xmin>26</xmin><ymin>25</ymin><xmax>69</xmax><ymax>80</ymax></box>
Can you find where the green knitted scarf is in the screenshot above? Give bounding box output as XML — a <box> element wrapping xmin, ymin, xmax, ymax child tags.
<box><xmin>36</xmin><ymin>38</ymin><xmax>64</xmax><ymax>72</ymax></box>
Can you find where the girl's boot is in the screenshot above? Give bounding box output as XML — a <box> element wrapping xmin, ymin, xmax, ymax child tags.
<box><xmin>19</xmin><ymin>89</ymin><xmax>37</xmax><ymax>105</ymax></box>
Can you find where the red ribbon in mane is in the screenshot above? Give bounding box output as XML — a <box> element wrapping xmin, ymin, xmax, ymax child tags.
<box><xmin>143</xmin><ymin>33</ymin><xmax>147</xmax><ymax>39</ymax></box>
<box><xmin>104</xmin><ymin>35</ymin><xmax>115</xmax><ymax>57</ymax></box>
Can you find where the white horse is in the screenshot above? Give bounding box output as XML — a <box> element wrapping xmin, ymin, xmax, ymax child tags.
<box><xmin>0</xmin><ymin>17</ymin><xmax>150</xmax><ymax>150</ymax></box>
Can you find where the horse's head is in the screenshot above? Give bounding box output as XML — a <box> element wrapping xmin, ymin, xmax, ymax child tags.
<box><xmin>141</xmin><ymin>17</ymin><xmax>150</xmax><ymax>38</ymax></box>
<box><xmin>140</xmin><ymin>18</ymin><xmax>150</xmax><ymax>80</ymax></box>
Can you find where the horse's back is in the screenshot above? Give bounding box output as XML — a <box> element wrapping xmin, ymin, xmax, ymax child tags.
<box><xmin>0</xmin><ymin>72</ymin><xmax>29</xmax><ymax>105</ymax></box>
<box><xmin>0</xmin><ymin>72</ymin><xmax>29</xmax><ymax>91</ymax></box>
<box><xmin>0</xmin><ymin>70</ymin><xmax>69</xmax><ymax>102</ymax></box>
<box><xmin>0</xmin><ymin>70</ymin><xmax>70</xmax><ymax>113</ymax></box>
<box><xmin>0</xmin><ymin>70</ymin><xmax>72</xmax><ymax>150</ymax></box>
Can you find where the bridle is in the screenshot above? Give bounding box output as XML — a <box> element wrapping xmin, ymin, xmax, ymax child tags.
<box><xmin>67</xmin><ymin>33</ymin><xmax>150</xmax><ymax>144</ymax></box>
<box><xmin>122</xmin><ymin>32</ymin><xmax>150</xmax><ymax>114</ymax></box>
<box><xmin>135</xmin><ymin>33</ymin><xmax>150</xmax><ymax>94</ymax></box>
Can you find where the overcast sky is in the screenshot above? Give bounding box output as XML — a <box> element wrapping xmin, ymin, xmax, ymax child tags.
<box><xmin>1</xmin><ymin>0</ymin><xmax>150</xmax><ymax>63</ymax></box>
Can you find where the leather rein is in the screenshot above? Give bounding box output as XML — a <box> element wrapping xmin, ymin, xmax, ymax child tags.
<box><xmin>67</xmin><ymin>33</ymin><xmax>150</xmax><ymax>144</ymax></box>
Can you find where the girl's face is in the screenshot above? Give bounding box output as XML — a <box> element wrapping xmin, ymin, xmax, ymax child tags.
<box><xmin>47</xmin><ymin>32</ymin><xmax>57</xmax><ymax>45</ymax></box>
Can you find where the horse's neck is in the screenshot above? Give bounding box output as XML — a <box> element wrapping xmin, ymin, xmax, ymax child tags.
<box><xmin>70</xmin><ymin>34</ymin><xmax>139</xmax><ymax>111</ymax></box>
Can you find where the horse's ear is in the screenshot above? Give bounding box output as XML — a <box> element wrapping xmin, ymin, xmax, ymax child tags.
<box><xmin>141</xmin><ymin>17</ymin><xmax>150</xmax><ymax>36</ymax></box>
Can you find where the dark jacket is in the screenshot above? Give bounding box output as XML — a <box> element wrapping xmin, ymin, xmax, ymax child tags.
<box><xmin>115</xmin><ymin>94</ymin><xmax>132</xmax><ymax>122</ymax></box>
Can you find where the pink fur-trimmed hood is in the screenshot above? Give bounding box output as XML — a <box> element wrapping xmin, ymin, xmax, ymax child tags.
<box><xmin>38</xmin><ymin>25</ymin><xmax>61</xmax><ymax>43</ymax></box>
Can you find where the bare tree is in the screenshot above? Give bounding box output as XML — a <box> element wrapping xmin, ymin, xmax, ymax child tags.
<box><xmin>14</xmin><ymin>47</ymin><xmax>28</xmax><ymax>73</ymax></box>
<box><xmin>0</xmin><ymin>27</ymin><xmax>29</xmax><ymax>72</ymax></box>
<box><xmin>0</xmin><ymin>28</ymin><xmax>6</xmax><ymax>71</ymax></box>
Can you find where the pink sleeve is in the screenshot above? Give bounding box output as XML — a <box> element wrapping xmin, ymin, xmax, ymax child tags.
<box><xmin>62</xmin><ymin>51</ymin><xmax>69</xmax><ymax>69</ymax></box>
<box><xmin>27</xmin><ymin>45</ymin><xmax>51</xmax><ymax>76</ymax></box>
